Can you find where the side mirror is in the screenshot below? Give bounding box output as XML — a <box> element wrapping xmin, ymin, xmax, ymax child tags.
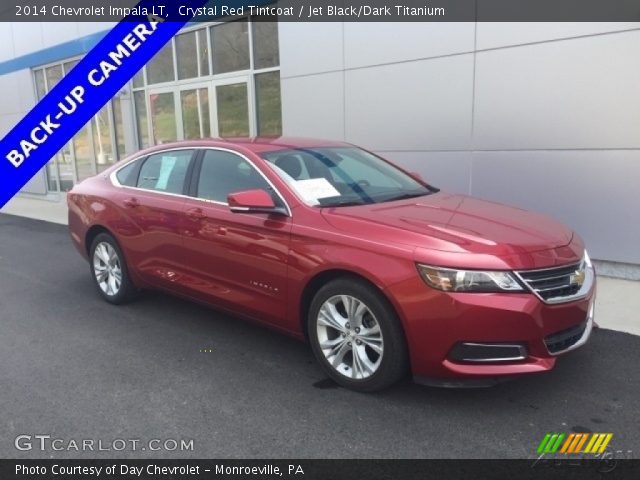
<box><xmin>227</xmin><ymin>189</ymin><xmax>286</xmax><ymax>215</ymax></box>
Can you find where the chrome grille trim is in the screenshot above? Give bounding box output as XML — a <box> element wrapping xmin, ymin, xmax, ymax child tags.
<box><xmin>514</xmin><ymin>253</ymin><xmax>594</xmax><ymax>304</ymax></box>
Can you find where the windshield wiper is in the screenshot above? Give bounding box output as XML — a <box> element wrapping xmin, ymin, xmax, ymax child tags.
<box><xmin>318</xmin><ymin>197</ymin><xmax>370</xmax><ymax>207</ymax></box>
<box><xmin>382</xmin><ymin>191</ymin><xmax>430</xmax><ymax>203</ymax></box>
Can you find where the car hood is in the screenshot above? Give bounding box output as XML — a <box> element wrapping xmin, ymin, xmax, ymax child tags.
<box><xmin>320</xmin><ymin>193</ymin><xmax>574</xmax><ymax>256</ymax></box>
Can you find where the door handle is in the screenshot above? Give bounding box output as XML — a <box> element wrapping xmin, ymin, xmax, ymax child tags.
<box><xmin>123</xmin><ymin>197</ymin><xmax>139</xmax><ymax>208</ymax></box>
<box><xmin>186</xmin><ymin>207</ymin><xmax>206</xmax><ymax>220</ymax></box>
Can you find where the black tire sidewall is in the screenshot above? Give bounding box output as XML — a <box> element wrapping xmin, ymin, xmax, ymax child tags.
<box><xmin>89</xmin><ymin>233</ymin><xmax>134</xmax><ymax>304</ymax></box>
<box><xmin>308</xmin><ymin>277</ymin><xmax>408</xmax><ymax>392</ymax></box>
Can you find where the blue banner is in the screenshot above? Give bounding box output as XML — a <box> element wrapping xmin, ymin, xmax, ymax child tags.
<box><xmin>0</xmin><ymin>0</ymin><xmax>213</xmax><ymax>207</ymax></box>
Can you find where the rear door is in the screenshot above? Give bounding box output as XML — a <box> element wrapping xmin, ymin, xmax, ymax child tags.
<box><xmin>115</xmin><ymin>148</ymin><xmax>196</xmax><ymax>288</ymax></box>
<box><xmin>180</xmin><ymin>148</ymin><xmax>292</xmax><ymax>326</ymax></box>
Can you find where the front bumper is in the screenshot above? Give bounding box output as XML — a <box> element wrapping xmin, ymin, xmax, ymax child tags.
<box><xmin>385</xmin><ymin>275</ymin><xmax>596</xmax><ymax>383</ymax></box>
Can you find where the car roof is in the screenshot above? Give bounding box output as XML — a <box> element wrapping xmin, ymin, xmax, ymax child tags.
<box><xmin>137</xmin><ymin>137</ymin><xmax>352</xmax><ymax>156</ymax></box>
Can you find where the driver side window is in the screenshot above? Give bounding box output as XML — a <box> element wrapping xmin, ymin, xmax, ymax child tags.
<box><xmin>196</xmin><ymin>150</ymin><xmax>274</xmax><ymax>204</ymax></box>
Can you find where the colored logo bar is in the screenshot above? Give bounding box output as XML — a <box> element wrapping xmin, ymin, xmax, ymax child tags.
<box><xmin>537</xmin><ymin>432</ymin><xmax>613</xmax><ymax>455</ymax></box>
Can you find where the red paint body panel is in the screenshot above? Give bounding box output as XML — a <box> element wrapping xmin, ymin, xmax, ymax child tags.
<box><xmin>67</xmin><ymin>137</ymin><xmax>596</xmax><ymax>383</ymax></box>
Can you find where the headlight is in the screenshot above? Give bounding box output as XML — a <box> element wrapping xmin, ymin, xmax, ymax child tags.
<box><xmin>417</xmin><ymin>264</ymin><xmax>524</xmax><ymax>293</ymax></box>
<box><xmin>583</xmin><ymin>250</ymin><xmax>592</xmax><ymax>269</ymax></box>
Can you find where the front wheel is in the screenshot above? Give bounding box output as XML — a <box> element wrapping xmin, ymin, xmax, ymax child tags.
<box><xmin>308</xmin><ymin>278</ymin><xmax>408</xmax><ymax>392</ymax></box>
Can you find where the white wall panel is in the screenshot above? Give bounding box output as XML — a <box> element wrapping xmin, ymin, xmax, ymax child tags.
<box><xmin>281</xmin><ymin>72</ymin><xmax>344</xmax><ymax>140</ymax></box>
<box><xmin>0</xmin><ymin>71</ymin><xmax>22</xmax><ymax>115</ymax></box>
<box><xmin>16</xmin><ymin>69</ymin><xmax>36</xmax><ymax>113</ymax></box>
<box><xmin>11</xmin><ymin>23</ymin><xmax>44</xmax><ymax>58</ymax></box>
<box><xmin>279</xmin><ymin>22</ymin><xmax>343</xmax><ymax>78</ymax></box>
<box><xmin>345</xmin><ymin>54</ymin><xmax>474</xmax><ymax>150</ymax></box>
<box><xmin>42</xmin><ymin>23</ymin><xmax>81</xmax><ymax>48</ymax></box>
<box><xmin>344</xmin><ymin>22</ymin><xmax>474</xmax><ymax>69</ymax></box>
<box><xmin>77</xmin><ymin>22</ymin><xmax>115</xmax><ymax>37</ymax></box>
<box><xmin>473</xmin><ymin>30</ymin><xmax>640</xmax><ymax>150</ymax></box>
<box><xmin>0</xmin><ymin>112</ymin><xmax>21</xmax><ymax>138</ymax></box>
<box><xmin>0</xmin><ymin>24</ymin><xmax>15</xmax><ymax>62</ymax></box>
<box><xmin>477</xmin><ymin>22</ymin><xmax>640</xmax><ymax>50</ymax></box>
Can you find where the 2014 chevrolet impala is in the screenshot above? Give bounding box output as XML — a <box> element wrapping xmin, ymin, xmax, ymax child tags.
<box><xmin>68</xmin><ymin>138</ymin><xmax>595</xmax><ymax>391</ymax></box>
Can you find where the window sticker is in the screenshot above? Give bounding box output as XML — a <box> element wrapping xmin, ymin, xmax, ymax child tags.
<box><xmin>294</xmin><ymin>178</ymin><xmax>340</xmax><ymax>204</ymax></box>
<box><xmin>156</xmin><ymin>156</ymin><xmax>177</xmax><ymax>190</ymax></box>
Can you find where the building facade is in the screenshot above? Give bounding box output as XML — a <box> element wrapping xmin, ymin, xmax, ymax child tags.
<box><xmin>0</xmin><ymin>21</ymin><xmax>639</xmax><ymax>275</ymax></box>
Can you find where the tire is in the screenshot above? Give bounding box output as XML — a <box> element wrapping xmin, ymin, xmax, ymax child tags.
<box><xmin>308</xmin><ymin>277</ymin><xmax>408</xmax><ymax>392</ymax></box>
<box><xmin>89</xmin><ymin>233</ymin><xmax>136</xmax><ymax>304</ymax></box>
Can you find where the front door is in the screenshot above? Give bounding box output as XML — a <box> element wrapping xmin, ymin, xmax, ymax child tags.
<box><xmin>181</xmin><ymin>148</ymin><xmax>291</xmax><ymax>327</ymax></box>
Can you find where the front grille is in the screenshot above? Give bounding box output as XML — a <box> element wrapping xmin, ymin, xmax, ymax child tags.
<box><xmin>545</xmin><ymin>322</ymin><xmax>587</xmax><ymax>354</ymax></box>
<box><xmin>516</xmin><ymin>261</ymin><xmax>586</xmax><ymax>303</ymax></box>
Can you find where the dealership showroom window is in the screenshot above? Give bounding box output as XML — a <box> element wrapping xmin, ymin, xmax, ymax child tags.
<box><xmin>0</xmin><ymin>1</ymin><xmax>639</xmax><ymax>479</ymax></box>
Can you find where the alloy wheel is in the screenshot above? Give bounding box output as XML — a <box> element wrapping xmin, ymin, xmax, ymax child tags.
<box><xmin>316</xmin><ymin>295</ymin><xmax>384</xmax><ymax>379</ymax></box>
<box><xmin>92</xmin><ymin>242</ymin><xmax>122</xmax><ymax>296</ymax></box>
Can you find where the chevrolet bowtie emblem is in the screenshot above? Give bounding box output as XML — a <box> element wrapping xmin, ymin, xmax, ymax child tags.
<box><xmin>570</xmin><ymin>270</ymin><xmax>586</xmax><ymax>287</ymax></box>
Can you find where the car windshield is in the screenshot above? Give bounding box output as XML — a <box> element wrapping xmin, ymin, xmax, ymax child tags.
<box><xmin>261</xmin><ymin>146</ymin><xmax>436</xmax><ymax>207</ymax></box>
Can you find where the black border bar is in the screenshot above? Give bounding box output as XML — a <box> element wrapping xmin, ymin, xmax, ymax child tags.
<box><xmin>3</xmin><ymin>0</ymin><xmax>640</xmax><ymax>22</ymax></box>
<box><xmin>3</xmin><ymin>459</ymin><xmax>640</xmax><ymax>480</ymax></box>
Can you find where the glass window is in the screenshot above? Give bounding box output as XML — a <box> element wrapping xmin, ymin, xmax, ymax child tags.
<box><xmin>181</xmin><ymin>88</ymin><xmax>210</xmax><ymax>140</ymax></box>
<box><xmin>57</xmin><ymin>148</ymin><xmax>75</xmax><ymax>191</ymax></box>
<box><xmin>112</xmin><ymin>99</ymin><xmax>126</xmax><ymax>160</ymax></box>
<box><xmin>116</xmin><ymin>161</ymin><xmax>139</xmax><ymax>187</ymax></box>
<box><xmin>45</xmin><ymin>159</ymin><xmax>59</xmax><ymax>192</ymax></box>
<box><xmin>34</xmin><ymin>69</ymin><xmax>46</xmax><ymax>99</ymax></box>
<box><xmin>146</xmin><ymin>41</ymin><xmax>175</xmax><ymax>84</ymax></box>
<box><xmin>93</xmin><ymin>105</ymin><xmax>115</xmax><ymax>172</ymax></box>
<box><xmin>63</xmin><ymin>59</ymin><xmax>79</xmax><ymax>75</ymax></box>
<box><xmin>199</xmin><ymin>89</ymin><xmax>211</xmax><ymax>138</ymax></box>
<box><xmin>134</xmin><ymin>91</ymin><xmax>150</xmax><ymax>148</ymax></box>
<box><xmin>132</xmin><ymin>69</ymin><xmax>144</xmax><ymax>88</ymax></box>
<box><xmin>150</xmin><ymin>92</ymin><xmax>177</xmax><ymax>144</ymax></box>
<box><xmin>252</xmin><ymin>18</ymin><xmax>279</xmax><ymax>69</ymax></box>
<box><xmin>45</xmin><ymin>65</ymin><xmax>63</xmax><ymax>90</ymax></box>
<box><xmin>137</xmin><ymin>150</ymin><xmax>193</xmax><ymax>194</ymax></box>
<box><xmin>255</xmin><ymin>72</ymin><xmax>282</xmax><ymax>136</ymax></box>
<box><xmin>211</xmin><ymin>20</ymin><xmax>249</xmax><ymax>74</ymax></box>
<box><xmin>74</xmin><ymin>124</ymin><xmax>95</xmax><ymax>182</ymax></box>
<box><xmin>197</xmin><ymin>29</ymin><xmax>210</xmax><ymax>76</ymax></box>
<box><xmin>176</xmin><ymin>32</ymin><xmax>198</xmax><ymax>80</ymax></box>
<box><xmin>216</xmin><ymin>83</ymin><xmax>249</xmax><ymax>137</ymax></box>
<box><xmin>197</xmin><ymin>150</ymin><xmax>271</xmax><ymax>203</ymax></box>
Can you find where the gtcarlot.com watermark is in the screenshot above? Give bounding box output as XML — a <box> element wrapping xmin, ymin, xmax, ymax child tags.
<box><xmin>15</xmin><ymin>434</ymin><xmax>194</xmax><ymax>452</ymax></box>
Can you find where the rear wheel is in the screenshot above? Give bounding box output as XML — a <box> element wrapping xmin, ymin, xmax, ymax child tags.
<box><xmin>308</xmin><ymin>278</ymin><xmax>408</xmax><ymax>392</ymax></box>
<box><xmin>90</xmin><ymin>233</ymin><xmax>136</xmax><ymax>304</ymax></box>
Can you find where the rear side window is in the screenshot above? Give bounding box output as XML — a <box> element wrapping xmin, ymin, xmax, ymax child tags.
<box><xmin>115</xmin><ymin>161</ymin><xmax>139</xmax><ymax>187</ymax></box>
<box><xmin>136</xmin><ymin>150</ymin><xmax>194</xmax><ymax>194</ymax></box>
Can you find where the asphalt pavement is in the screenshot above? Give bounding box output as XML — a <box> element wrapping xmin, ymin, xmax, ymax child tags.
<box><xmin>1</xmin><ymin>213</ymin><xmax>639</xmax><ymax>459</ymax></box>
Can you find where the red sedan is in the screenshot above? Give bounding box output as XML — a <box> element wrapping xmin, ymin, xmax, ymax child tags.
<box><xmin>68</xmin><ymin>137</ymin><xmax>595</xmax><ymax>391</ymax></box>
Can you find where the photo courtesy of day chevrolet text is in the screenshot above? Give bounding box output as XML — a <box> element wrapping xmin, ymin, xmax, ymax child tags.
<box><xmin>0</xmin><ymin>1</ymin><xmax>639</xmax><ymax>480</ymax></box>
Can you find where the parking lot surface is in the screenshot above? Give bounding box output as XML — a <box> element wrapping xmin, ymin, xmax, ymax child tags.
<box><xmin>1</xmin><ymin>214</ymin><xmax>638</xmax><ymax>459</ymax></box>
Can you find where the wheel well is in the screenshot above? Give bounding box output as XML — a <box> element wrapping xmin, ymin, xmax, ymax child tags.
<box><xmin>85</xmin><ymin>225</ymin><xmax>111</xmax><ymax>256</ymax></box>
<box><xmin>299</xmin><ymin>269</ymin><xmax>398</xmax><ymax>341</ymax></box>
